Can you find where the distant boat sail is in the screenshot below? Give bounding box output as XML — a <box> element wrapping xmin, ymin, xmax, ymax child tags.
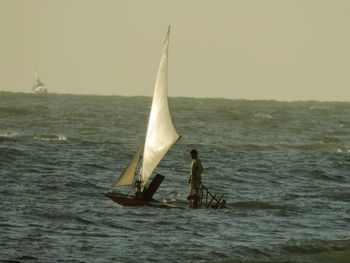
<box><xmin>32</xmin><ymin>67</ymin><xmax>47</xmax><ymax>93</ymax></box>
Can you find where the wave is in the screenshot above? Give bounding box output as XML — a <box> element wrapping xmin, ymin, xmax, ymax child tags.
<box><xmin>0</xmin><ymin>106</ymin><xmax>33</xmax><ymax>115</ymax></box>
<box><xmin>0</xmin><ymin>131</ymin><xmax>19</xmax><ymax>141</ymax></box>
<box><xmin>280</xmin><ymin>142</ymin><xmax>350</xmax><ymax>153</ymax></box>
<box><xmin>309</xmin><ymin>105</ymin><xmax>333</xmax><ymax>111</ymax></box>
<box><xmin>0</xmin><ymin>223</ymin><xmax>18</xmax><ymax>228</ymax></box>
<box><xmin>0</xmin><ymin>147</ymin><xmax>26</xmax><ymax>159</ymax></box>
<box><xmin>336</xmin><ymin>148</ymin><xmax>350</xmax><ymax>154</ymax></box>
<box><xmin>64</xmin><ymin>180</ymin><xmax>101</xmax><ymax>190</ymax></box>
<box><xmin>309</xmin><ymin>170</ymin><xmax>347</xmax><ymax>182</ymax></box>
<box><xmin>282</xmin><ymin>238</ymin><xmax>350</xmax><ymax>261</ymax></box>
<box><xmin>230</xmin><ymin>201</ymin><xmax>288</xmax><ymax>210</ymax></box>
<box><xmin>32</xmin><ymin>208</ymin><xmax>96</xmax><ymax>227</ymax></box>
<box><xmin>323</xmin><ymin>191</ymin><xmax>350</xmax><ymax>202</ymax></box>
<box><xmin>306</xmin><ymin>250</ymin><xmax>350</xmax><ymax>263</ymax></box>
<box><xmin>86</xmin><ymin>163</ymin><xmax>112</xmax><ymax>170</ymax></box>
<box><xmin>13</xmin><ymin>256</ymin><xmax>38</xmax><ymax>262</ymax></box>
<box><xmin>253</xmin><ymin>113</ymin><xmax>273</xmax><ymax>120</ymax></box>
<box><xmin>33</xmin><ymin>134</ymin><xmax>67</xmax><ymax>141</ymax></box>
<box><xmin>290</xmin><ymin>142</ymin><xmax>336</xmax><ymax>152</ymax></box>
<box><xmin>339</xmin><ymin>123</ymin><xmax>350</xmax><ymax>129</ymax></box>
<box><xmin>1</xmin><ymin>132</ymin><xmax>70</xmax><ymax>143</ymax></box>
<box><xmin>218</xmin><ymin>142</ymin><xmax>350</xmax><ymax>153</ymax></box>
<box><xmin>222</xmin><ymin>143</ymin><xmax>280</xmax><ymax>151</ymax></box>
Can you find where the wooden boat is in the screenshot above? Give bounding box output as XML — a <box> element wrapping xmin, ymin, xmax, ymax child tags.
<box><xmin>105</xmin><ymin>27</ymin><xmax>226</xmax><ymax>209</ymax></box>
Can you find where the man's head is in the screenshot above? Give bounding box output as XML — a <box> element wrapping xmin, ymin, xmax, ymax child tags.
<box><xmin>190</xmin><ymin>149</ymin><xmax>198</xmax><ymax>159</ymax></box>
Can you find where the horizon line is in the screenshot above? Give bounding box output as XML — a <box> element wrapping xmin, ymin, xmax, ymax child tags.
<box><xmin>1</xmin><ymin>90</ymin><xmax>349</xmax><ymax>103</ymax></box>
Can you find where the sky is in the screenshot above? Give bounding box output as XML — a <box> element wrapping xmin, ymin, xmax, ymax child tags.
<box><xmin>1</xmin><ymin>0</ymin><xmax>350</xmax><ymax>101</ymax></box>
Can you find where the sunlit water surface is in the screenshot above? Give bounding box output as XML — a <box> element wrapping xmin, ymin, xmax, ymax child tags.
<box><xmin>1</xmin><ymin>92</ymin><xmax>349</xmax><ymax>262</ymax></box>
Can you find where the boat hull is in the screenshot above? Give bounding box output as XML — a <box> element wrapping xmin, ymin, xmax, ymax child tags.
<box><xmin>104</xmin><ymin>192</ymin><xmax>182</xmax><ymax>209</ymax></box>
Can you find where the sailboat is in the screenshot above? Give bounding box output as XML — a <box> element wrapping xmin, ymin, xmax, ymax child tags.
<box><xmin>32</xmin><ymin>66</ymin><xmax>47</xmax><ymax>93</ymax></box>
<box><xmin>105</xmin><ymin>27</ymin><xmax>227</xmax><ymax>209</ymax></box>
<box><xmin>104</xmin><ymin>27</ymin><xmax>181</xmax><ymax>208</ymax></box>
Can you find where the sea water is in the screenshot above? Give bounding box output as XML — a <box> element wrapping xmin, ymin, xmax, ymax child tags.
<box><xmin>0</xmin><ymin>92</ymin><xmax>349</xmax><ymax>263</ymax></box>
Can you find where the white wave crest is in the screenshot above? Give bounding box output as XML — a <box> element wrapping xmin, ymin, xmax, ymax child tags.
<box><xmin>33</xmin><ymin>134</ymin><xmax>67</xmax><ymax>141</ymax></box>
<box><xmin>254</xmin><ymin>113</ymin><xmax>273</xmax><ymax>120</ymax></box>
<box><xmin>0</xmin><ymin>131</ymin><xmax>18</xmax><ymax>138</ymax></box>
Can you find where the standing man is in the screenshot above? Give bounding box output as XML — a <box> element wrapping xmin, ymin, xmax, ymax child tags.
<box><xmin>188</xmin><ymin>149</ymin><xmax>203</xmax><ymax>208</ymax></box>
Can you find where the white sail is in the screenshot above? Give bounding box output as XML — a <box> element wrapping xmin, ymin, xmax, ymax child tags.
<box><xmin>32</xmin><ymin>67</ymin><xmax>47</xmax><ymax>93</ymax></box>
<box><xmin>115</xmin><ymin>147</ymin><xmax>142</xmax><ymax>187</ymax></box>
<box><xmin>141</xmin><ymin>27</ymin><xmax>180</xmax><ymax>188</ymax></box>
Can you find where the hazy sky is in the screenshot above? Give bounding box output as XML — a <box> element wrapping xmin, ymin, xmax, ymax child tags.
<box><xmin>1</xmin><ymin>0</ymin><xmax>350</xmax><ymax>101</ymax></box>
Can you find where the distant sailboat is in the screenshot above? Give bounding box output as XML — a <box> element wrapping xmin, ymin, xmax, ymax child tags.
<box><xmin>32</xmin><ymin>66</ymin><xmax>47</xmax><ymax>93</ymax></box>
<box><xmin>105</xmin><ymin>27</ymin><xmax>226</xmax><ymax>209</ymax></box>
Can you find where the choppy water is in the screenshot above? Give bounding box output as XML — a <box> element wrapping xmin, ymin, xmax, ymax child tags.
<box><xmin>1</xmin><ymin>91</ymin><xmax>349</xmax><ymax>263</ymax></box>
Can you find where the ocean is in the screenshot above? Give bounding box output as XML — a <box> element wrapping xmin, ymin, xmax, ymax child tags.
<box><xmin>0</xmin><ymin>92</ymin><xmax>349</xmax><ymax>263</ymax></box>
